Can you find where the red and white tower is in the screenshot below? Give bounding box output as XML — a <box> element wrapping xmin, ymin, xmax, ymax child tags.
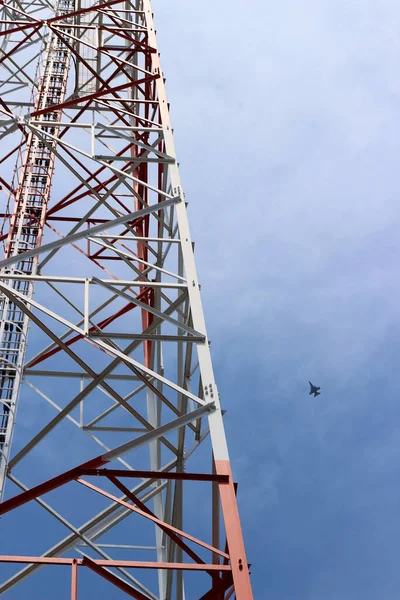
<box><xmin>0</xmin><ymin>0</ymin><xmax>253</xmax><ymax>598</ymax></box>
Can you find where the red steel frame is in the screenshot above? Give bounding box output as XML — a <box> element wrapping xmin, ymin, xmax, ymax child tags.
<box><xmin>0</xmin><ymin>453</ymin><xmax>246</xmax><ymax>598</ymax></box>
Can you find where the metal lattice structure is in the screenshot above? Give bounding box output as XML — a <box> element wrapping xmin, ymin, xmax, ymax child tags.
<box><xmin>0</xmin><ymin>0</ymin><xmax>253</xmax><ymax>598</ymax></box>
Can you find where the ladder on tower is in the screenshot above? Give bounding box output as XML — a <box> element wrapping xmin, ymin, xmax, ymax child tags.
<box><xmin>0</xmin><ymin>0</ymin><xmax>74</xmax><ymax>493</ymax></box>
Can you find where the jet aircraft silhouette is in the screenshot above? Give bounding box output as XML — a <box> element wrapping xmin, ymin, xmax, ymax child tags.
<box><xmin>309</xmin><ymin>381</ymin><xmax>321</xmax><ymax>397</ymax></box>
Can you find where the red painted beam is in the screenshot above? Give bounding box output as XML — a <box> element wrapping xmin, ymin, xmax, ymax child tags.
<box><xmin>0</xmin><ymin>21</ymin><xmax>39</xmax><ymax>37</ymax></box>
<box><xmin>0</xmin><ymin>556</ymin><xmax>231</xmax><ymax>570</ymax></box>
<box><xmin>0</xmin><ymin>456</ymin><xmax>106</xmax><ymax>516</ymax></box>
<box><xmin>77</xmin><ymin>477</ymin><xmax>229</xmax><ymax>560</ymax></box>
<box><xmin>79</xmin><ymin>468</ymin><xmax>229</xmax><ymax>483</ymax></box>
<box><xmin>198</xmin><ymin>573</ymin><xmax>234</xmax><ymax>600</ymax></box>
<box><xmin>31</xmin><ymin>74</ymin><xmax>159</xmax><ymax>117</ymax></box>
<box><xmin>71</xmin><ymin>559</ymin><xmax>78</xmax><ymax>600</ymax></box>
<box><xmin>82</xmin><ymin>556</ymin><xmax>152</xmax><ymax>600</ymax></box>
<box><xmin>47</xmin><ymin>0</ymin><xmax>129</xmax><ymax>24</ymax></box>
<box><xmin>0</xmin><ymin>467</ymin><xmax>80</xmax><ymax>516</ymax></box>
<box><xmin>0</xmin><ymin>25</ymin><xmax>41</xmax><ymax>66</ymax></box>
<box><xmin>108</xmin><ymin>475</ymin><xmax>223</xmax><ymax>578</ymax></box>
<box><xmin>215</xmin><ymin>461</ymin><xmax>253</xmax><ymax>599</ymax></box>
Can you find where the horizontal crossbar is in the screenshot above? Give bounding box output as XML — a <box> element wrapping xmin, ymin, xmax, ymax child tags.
<box><xmin>0</xmin><ymin>556</ymin><xmax>231</xmax><ymax>571</ymax></box>
<box><xmin>78</xmin><ymin>468</ymin><xmax>230</xmax><ymax>483</ymax></box>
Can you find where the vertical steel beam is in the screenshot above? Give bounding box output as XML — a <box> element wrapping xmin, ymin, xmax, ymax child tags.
<box><xmin>71</xmin><ymin>558</ymin><xmax>79</xmax><ymax>600</ymax></box>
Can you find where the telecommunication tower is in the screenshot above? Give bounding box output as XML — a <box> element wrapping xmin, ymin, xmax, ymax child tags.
<box><xmin>0</xmin><ymin>0</ymin><xmax>253</xmax><ymax>598</ymax></box>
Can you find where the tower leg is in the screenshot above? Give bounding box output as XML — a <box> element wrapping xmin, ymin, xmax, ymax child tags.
<box><xmin>216</xmin><ymin>461</ymin><xmax>253</xmax><ymax>599</ymax></box>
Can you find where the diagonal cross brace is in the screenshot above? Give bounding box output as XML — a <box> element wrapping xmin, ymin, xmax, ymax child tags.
<box><xmin>0</xmin><ymin>402</ymin><xmax>216</xmax><ymax>516</ymax></box>
<box><xmin>0</xmin><ymin>196</ymin><xmax>180</xmax><ymax>270</ymax></box>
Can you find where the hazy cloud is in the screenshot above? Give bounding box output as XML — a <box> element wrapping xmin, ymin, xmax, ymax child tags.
<box><xmin>155</xmin><ymin>1</ymin><xmax>400</xmax><ymax>597</ymax></box>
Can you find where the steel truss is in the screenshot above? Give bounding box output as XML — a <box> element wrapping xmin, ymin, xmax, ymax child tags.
<box><xmin>0</xmin><ymin>0</ymin><xmax>253</xmax><ymax>598</ymax></box>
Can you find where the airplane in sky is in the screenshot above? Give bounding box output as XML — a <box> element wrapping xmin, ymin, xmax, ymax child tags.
<box><xmin>309</xmin><ymin>381</ymin><xmax>321</xmax><ymax>397</ymax></box>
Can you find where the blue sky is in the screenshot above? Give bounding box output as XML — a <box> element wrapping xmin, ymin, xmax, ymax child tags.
<box><xmin>155</xmin><ymin>1</ymin><xmax>400</xmax><ymax>598</ymax></box>
<box><xmin>2</xmin><ymin>1</ymin><xmax>400</xmax><ymax>598</ymax></box>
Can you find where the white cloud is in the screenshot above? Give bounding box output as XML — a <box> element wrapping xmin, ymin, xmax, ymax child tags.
<box><xmin>154</xmin><ymin>0</ymin><xmax>400</xmax><ymax>380</ymax></box>
<box><xmin>154</xmin><ymin>2</ymin><xmax>400</xmax><ymax>596</ymax></box>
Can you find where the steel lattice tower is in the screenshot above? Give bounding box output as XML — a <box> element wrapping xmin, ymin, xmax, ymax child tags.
<box><xmin>0</xmin><ymin>0</ymin><xmax>253</xmax><ymax>597</ymax></box>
